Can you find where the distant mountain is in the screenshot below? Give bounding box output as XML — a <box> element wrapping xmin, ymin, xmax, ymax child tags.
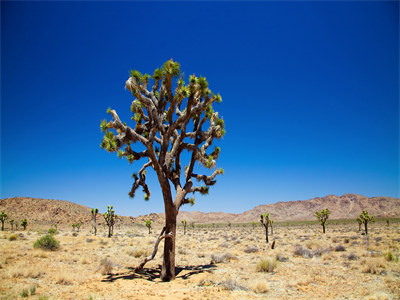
<box><xmin>1</xmin><ymin>194</ymin><xmax>398</xmax><ymax>227</ymax></box>
<box><xmin>175</xmin><ymin>193</ymin><xmax>400</xmax><ymax>223</ymax></box>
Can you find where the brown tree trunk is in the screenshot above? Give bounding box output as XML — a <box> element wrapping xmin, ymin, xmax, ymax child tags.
<box><xmin>161</xmin><ymin>202</ymin><xmax>177</xmax><ymax>281</ymax></box>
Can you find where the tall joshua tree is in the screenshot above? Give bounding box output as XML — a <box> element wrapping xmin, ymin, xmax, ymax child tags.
<box><xmin>260</xmin><ymin>213</ymin><xmax>270</xmax><ymax>243</ymax></box>
<box><xmin>181</xmin><ymin>219</ymin><xmax>187</xmax><ymax>235</ymax></box>
<box><xmin>315</xmin><ymin>208</ymin><xmax>330</xmax><ymax>234</ymax></box>
<box><xmin>146</xmin><ymin>219</ymin><xmax>152</xmax><ymax>234</ymax></box>
<box><xmin>357</xmin><ymin>216</ymin><xmax>362</xmax><ymax>231</ymax></box>
<box><xmin>359</xmin><ymin>210</ymin><xmax>375</xmax><ymax>235</ymax></box>
<box><xmin>91</xmin><ymin>208</ymin><xmax>99</xmax><ymax>236</ymax></box>
<box><xmin>100</xmin><ymin>59</ymin><xmax>225</xmax><ymax>281</ymax></box>
<box><xmin>0</xmin><ymin>212</ymin><xmax>8</xmax><ymax>231</ymax></box>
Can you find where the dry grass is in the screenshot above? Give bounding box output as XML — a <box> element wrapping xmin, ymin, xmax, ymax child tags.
<box><xmin>0</xmin><ymin>222</ymin><xmax>399</xmax><ymax>299</ymax></box>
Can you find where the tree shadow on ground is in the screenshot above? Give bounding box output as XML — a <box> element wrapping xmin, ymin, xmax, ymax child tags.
<box><xmin>101</xmin><ymin>264</ymin><xmax>216</xmax><ymax>283</ymax></box>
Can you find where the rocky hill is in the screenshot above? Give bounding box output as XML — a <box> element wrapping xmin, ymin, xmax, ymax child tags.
<box><xmin>1</xmin><ymin>194</ymin><xmax>399</xmax><ymax>227</ymax></box>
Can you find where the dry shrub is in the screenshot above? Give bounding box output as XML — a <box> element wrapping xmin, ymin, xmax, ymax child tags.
<box><xmin>55</xmin><ymin>271</ymin><xmax>74</xmax><ymax>285</ymax></box>
<box><xmin>252</xmin><ymin>281</ymin><xmax>268</xmax><ymax>294</ymax></box>
<box><xmin>362</xmin><ymin>258</ymin><xmax>386</xmax><ymax>274</ymax></box>
<box><xmin>244</xmin><ymin>246</ymin><xmax>259</xmax><ymax>253</ymax></box>
<box><xmin>99</xmin><ymin>258</ymin><xmax>113</xmax><ymax>275</ymax></box>
<box><xmin>335</xmin><ymin>244</ymin><xmax>346</xmax><ymax>252</ymax></box>
<box><xmin>276</xmin><ymin>253</ymin><xmax>288</xmax><ymax>262</ymax></box>
<box><xmin>256</xmin><ymin>258</ymin><xmax>277</xmax><ymax>273</ymax></box>
<box><xmin>217</xmin><ymin>279</ymin><xmax>248</xmax><ymax>291</ymax></box>
<box><xmin>210</xmin><ymin>253</ymin><xmax>237</xmax><ymax>264</ymax></box>
<box><xmin>9</xmin><ymin>264</ymin><xmax>44</xmax><ymax>279</ymax></box>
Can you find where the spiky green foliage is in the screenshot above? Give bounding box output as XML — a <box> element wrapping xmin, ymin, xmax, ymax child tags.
<box><xmin>358</xmin><ymin>210</ymin><xmax>375</xmax><ymax>235</ymax></box>
<box><xmin>145</xmin><ymin>219</ymin><xmax>152</xmax><ymax>234</ymax></box>
<box><xmin>21</xmin><ymin>219</ymin><xmax>28</xmax><ymax>230</ymax></box>
<box><xmin>260</xmin><ymin>213</ymin><xmax>271</xmax><ymax>243</ymax></box>
<box><xmin>103</xmin><ymin>206</ymin><xmax>117</xmax><ymax>238</ymax></box>
<box><xmin>91</xmin><ymin>208</ymin><xmax>99</xmax><ymax>236</ymax></box>
<box><xmin>314</xmin><ymin>208</ymin><xmax>330</xmax><ymax>234</ymax></box>
<box><xmin>0</xmin><ymin>211</ymin><xmax>8</xmax><ymax>231</ymax></box>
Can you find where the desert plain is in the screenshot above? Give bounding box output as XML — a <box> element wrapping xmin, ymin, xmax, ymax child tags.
<box><xmin>1</xmin><ymin>219</ymin><xmax>399</xmax><ymax>300</ymax></box>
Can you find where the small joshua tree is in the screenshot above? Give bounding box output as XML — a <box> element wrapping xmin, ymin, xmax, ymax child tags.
<box><xmin>72</xmin><ymin>223</ymin><xmax>77</xmax><ymax>231</ymax></box>
<box><xmin>0</xmin><ymin>211</ymin><xmax>8</xmax><ymax>231</ymax></box>
<box><xmin>228</xmin><ymin>222</ymin><xmax>231</xmax><ymax>230</ymax></box>
<box><xmin>103</xmin><ymin>206</ymin><xmax>117</xmax><ymax>237</ymax></box>
<box><xmin>76</xmin><ymin>223</ymin><xmax>81</xmax><ymax>232</ymax></box>
<box><xmin>260</xmin><ymin>213</ymin><xmax>270</xmax><ymax>243</ymax></box>
<box><xmin>314</xmin><ymin>208</ymin><xmax>330</xmax><ymax>234</ymax></box>
<box><xmin>270</xmin><ymin>219</ymin><xmax>274</xmax><ymax>235</ymax></box>
<box><xmin>181</xmin><ymin>219</ymin><xmax>187</xmax><ymax>235</ymax></box>
<box><xmin>251</xmin><ymin>221</ymin><xmax>256</xmax><ymax>230</ymax></box>
<box><xmin>359</xmin><ymin>210</ymin><xmax>375</xmax><ymax>235</ymax></box>
<box><xmin>91</xmin><ymin>208</ymin><xmax>99</xmax><ymax>236</ymax></box>
<box><xmin>21</xmin><ymin>219</ymin><xmax>28</xmax><ymax>230</ymax></box>
<box><xmin>9</xmin><ymin>219</ymin><xmax>15</xmax><ymax>231</ymax></box>
<box><xmin>357</xmin><ymin>216</ymin><xmax>362</xmax><ymax>231</ymax></box>
<box><xmin>145</xmin><ymin>220</ymin><xmax>152</xmax><ymax>234</ymax></box>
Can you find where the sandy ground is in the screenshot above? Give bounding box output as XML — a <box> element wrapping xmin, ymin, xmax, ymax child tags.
<box><xmin>0</xmin><ymin>221</ymin><xmax>399</xmax><ymax>299</ymax></box>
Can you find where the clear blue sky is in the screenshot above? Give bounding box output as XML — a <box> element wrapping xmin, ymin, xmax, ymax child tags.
<box><xmin>1</xmin><ymin>1</ymin><xmax>399</xmax><ymax>217</ymax></box>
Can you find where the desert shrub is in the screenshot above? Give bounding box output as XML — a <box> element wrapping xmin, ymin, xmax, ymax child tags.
<box><xmin>276</xmin><ymin>253</ymin><xmax>288</xmax><ymax>262</ymax></box>
<box><xmin>99</xmin><ymin>258</ymin><xmax>113</xmax><ymax>275</ymax></box>
<box><xmin>33</xmin><ymin>234</ymin><xmax>60</xmax><ymax>251</ymax></box>
<box><xmin>8</xmin><ymin>234</ymin><xmax>18</xmax><ymax>241</ymax></box>
<box><xmin>253</xmin><ymin>281</ymin><xmax>268</xmax><ymax>294</ymax></box>
<box><xmin>362</xmin><ymin>258</ymin><xmax>386</xmax><ymax>274</ymax></box>
<box><xmin>348</xmin><ymin>253</ymin><xmax>359</xmax><ymax>261</ymax></box>
<box><xmin>293</xmin><ymin>244</ymin><xmax>313</xmax><ymax>258</ymax></box>
<box><xmin>198</xmin><ymin>279</ymin><xmax>215</xmax><ymax>287</ymax></box>
<box><xmin>383</xmin><ymin>251</ymin><xmax>396</xmax><ymax>262</ymax></box>
<box><xmin>244</xmin><ymin>246</ymin><xmax>259</xmax><ymax>253</ymax></box>
<box><xmin>30</xmin><ymin>285</ymin><xmax>36</xmax><ymax>296</ymax></box>
<box><xmin>344</xmin><ymin>238</ymin><xmax>350</xmax><ymax>244</ymax></box>
<box><xmin>211</xmin><ymin>253</ymin><xmax>237</xmax><ymax>264</ymax></box>
<box><xmin>217</xmin><ymin>279</ymin><xmax>248</xmax><ymax>291</ymax></box>
<box><xmin>72</xmin><ymin>232</ymin><xmax>78</xmax><ymax>237</ymax></box>
<box><xmin>335</xmin><ymin>245</ymin><xmax>346</xmax><ymax>252</ymax></box>
<box><xmin>20</xmin><ymin>289</ymin><xmax>29</xmax><ymax>298</ymax></box>
<box><xmin>48</xmin><ymin>228</ymin><xmax>57</xmax><ymax>235</ymax></box>
<box><xmin>86</xmin><ymin>238</ymin><xmax>94</xmax><ymax>243</ymax></box>
<box><xmin>220</xmin><ymin>242</ymin><xmax>230</xmax><ymax>248</ymax></box>
<box><xmin>256</xmin><ymin>258</ymin><xmax>277</xmax><ymax>273</ymax></box>
<box><xmin>375</xmin><ymin>237</ymin><xmax>383</xmax><ymax>242</ymax></box>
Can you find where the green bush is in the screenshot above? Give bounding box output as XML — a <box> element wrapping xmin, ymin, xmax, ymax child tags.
<box><xmin>48</xmin><ymin>228</ymin><xmax>57</xmax><ymax>235</ymax></box>
<box><xmin>33</xmin><ymin>234</ymin><xmax>60</xmax><ymax>251</ymax></box>
<box><xmin>8</xmin><ymin>234</ymin><xmax>18</xmax><ymax>241</ymax></box>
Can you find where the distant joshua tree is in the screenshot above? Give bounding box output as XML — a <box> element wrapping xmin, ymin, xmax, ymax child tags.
<box><xmin>359</xmin><ymin>210</ymin><xmax>375</xmax><ymax>235</ymax></box>
<box><xmin>76</xmin><ymin>223</ymin><xmax>81</xmax><ymax>232</ymax></box>
<box><xmin>9</xmin><ymin>219</ymin><xmax>15</xmax><ymax>231</ymax></box>
<box><xmin>270</xmin><ymin>219</ymin><xmax>274</xmax><ymax>235</ymax></box>
<box><xmin>357</xmin><ymin>216</ymin><xmax>363</xmax><ymax>231</ymax></box>
<box><xmin>228</xmin><ymin>222</ymin><xmax>231</xmax><ymax>230</ymax></box>
<box><xmin>21</xmin><ymin>219</ymin><xmax>28</xmax><ymax>230</ymax></box>
<box><xmin>0</xmin><ymin>212</ymin><xmax>8</xmax><ymax>231</ymax></box>
<box><xmin>190</xmin><ymin>221</ymin><xmax>195</xmax><ymax>231</ymax></box>
<box><xmin>146</xmin><ymin>220</ymin><xmax>152</xmax><ymax>234</ymax></box>
<box><xmin>181</xmin><ymin>219</ymin><xmax>187</xmax><ymax>235</ymax></box>
<box><xmin>103</xmin><ymin>206</ymin><xmax>117</xmax><ymax>237</ymax></box>
<box><xmin>314</xmin><ymin>208</ymin><xmax>330</xmax><ymax>234</ymax></box>
<box><xmin>91</xmin><ymin>208</ymin><xmax>99</xmax><ymax>236</ymax></box>
<box><xmin>72</xmin><ymin>223</ymin><xmax>77</xmax><ymax>231</ymax></box>
<box><xmin>260</xmin><ymin>213</ymin><xmax>271</xmax><ymax>243</ymax></box>
<box><xmin>251</xmin><ymin>221</ymin><xmax>256</xmax><ymax>230</ymax></box>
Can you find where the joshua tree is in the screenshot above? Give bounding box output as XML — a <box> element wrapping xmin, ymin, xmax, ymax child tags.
<box><xmin>357</xmin><ymin>216</ymin><xmax>362</xmax><ymax>231</ymax></box>
<box><xmin>260</xmin><ymin>213</ymin><xmax>270</xmax><ymax>243</ymax></box>
<box><xmin>386</xmin><ymin>219</ymin><xmax>390</xmax><ymax>227</ymax></box>
<box><xmin>9</xmin><ymin>219</ymin><xmax>14</xmax><ymax>231</ymax></box>
<box><xmin>251</xmin><ymin>221</ymin><xmax>256</xmax><ymax>230</ymax></box>
<box><xmin>91</xmin><ymin>208</ymin><xmax>99</xmax><ymax>236</ymax></box>
<box><xmin>103</xmin><ymin>206</ymin><xmax>117</xmax><ymax>238</ymax></box>
<box><xmin>0</xmin><ymin>211</ymin><xmax>8</xmax><ymax>231</ymax></box>
<box><xmin>228</xmin><ymin>222</ymin><xmax>231</xmax><ymax>229</ymax></box>
<box><xmin>21</xmin><ymin>219</ymin><xmax>28</xmax><ymax>230</ymax></box>
<box><xmin>100</xmin><ymin>59</ymin><xmax>225</xmax><ymax>281</ymax></box>
<box><xmin>76</xmin><ymin>223</ymin><xmax>81</xmax><ymax>232</ymax></box>
<box><xmin>314</xmin><ymin>208</ymin><xmax>330</xmax><ymax>234</ymax></box>
<box><xmin>359</xmin><ymin>210</ymin><xmax>375</xmax><ymax>235</ymax></box>
<box><xmin>270</xmin><ymin>219</ymin><xmax>274</xmax><ymax>235</ymax></box>
<box><xmin>72</xmin><ymin>223</ymin><xmax>77</xmax><ymax>231</ymax></box>
<box><xmin>181</xmin><ymin>219</ymin><xmax>187</xmax><ymax>235</ymax></box>
<box><xmin>190</xmin><ymin>221</ymin><xmax>195</xmax><ymax>231</ymax></box>
<box><xmin>145</xmin><ymin>219</ymin><xmax>152</xmax><ymax>234</ymax></box>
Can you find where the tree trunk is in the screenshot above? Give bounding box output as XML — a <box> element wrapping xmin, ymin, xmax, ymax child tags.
<box><xmin>322</xmin><ymin>223</ymin><xmax>326</xmax><ymax>234</ymax></box>
<box><xmin>264</xmin><ymin>225</ymin><xmax>269</xmax><ymax>243</ymax></box>
<box><xmin>364</xmin><ymin>222</ymin><xmax>368</xmax><ymax>235</ymax></box>
<box><xmin>271</xmin><ymin>224</ymin><xmax>274</xmax><ymax>235</ymax></box>
<box><xmin>161</xmin><ymin>203</ymin><xmax>177</xmax><ymax>281</ymax></box>
<box><xmin>94</xmin><ymin>217</ymin><xmax>97</xmax><ymax>236</ymax></box>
